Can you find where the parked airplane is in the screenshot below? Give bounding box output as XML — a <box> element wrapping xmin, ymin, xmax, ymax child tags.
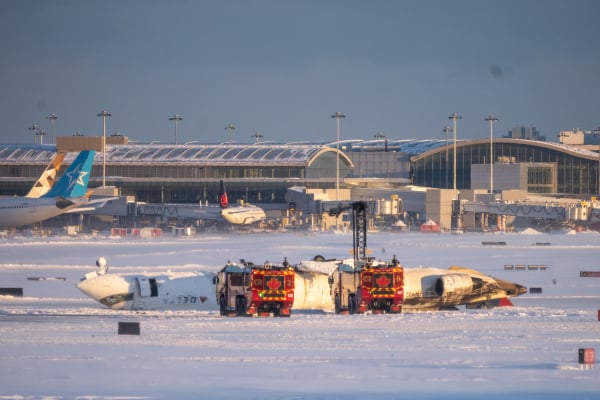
<box><xmin>0</xmin><ymin>152</ymin><xmax>65</xmax><ymax>199</ymax></box>
<box><xmin>218</xmin><ymin>180</ymin><xmax>266</xmax><ymax>225</ymax></box>
<box><xmin>76</xmin><ymin>257</ymin><xmax>526</xmax><ymax>312</ymax></box>
<box><xmin>0</xmin><ymin>150</ymin><xmax>101</xmax><ymax>228</ymax></box>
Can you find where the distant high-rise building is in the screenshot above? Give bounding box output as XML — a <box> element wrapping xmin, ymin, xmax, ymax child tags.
<box><xmin>504</xmin><ymin>126</ymin><xmax>545</xmax><ymax>141</ymax></box>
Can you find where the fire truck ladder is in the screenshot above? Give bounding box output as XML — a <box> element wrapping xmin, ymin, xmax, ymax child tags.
<box><xmin>329</xmin><ymin>201</ymin><xmax>368</xmax><ymax>266</ymax></box>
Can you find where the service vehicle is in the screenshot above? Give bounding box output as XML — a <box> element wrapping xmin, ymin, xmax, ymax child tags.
<box><xmin>214</xmin><ymin>259</ymin><xmax>295</xmax><ymax>317</ymax></box>
<box><xmin>327</xmin><ymin>201</ymin><xmax>404</xmax><ymax>314</ymax></box>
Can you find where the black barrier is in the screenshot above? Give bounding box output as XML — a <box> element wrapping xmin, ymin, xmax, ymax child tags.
<box><xmin>118</xmin><ymin>322</ymin><xmax>140</xmax><ymax>335</ymax></box>
<box><xmin>0</xmin><ymin>288</ymin><xmax>23</xmax><ymax>297</ymax></box>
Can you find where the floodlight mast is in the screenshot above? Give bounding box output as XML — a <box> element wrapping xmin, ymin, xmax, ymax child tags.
<box><xmin>448</xmin><ymin>113</ymin><xmax>462</xmax><ymax>198</ymax></box>
<box><xmin>97</xmin><ymin>110</ymin><xmax>111</xmax><ymax>187</ymax></box>
<box><xmin>225</xmin><ymin>123</ymin><xmax>235</xmax><ymax>144</ymax></box>
<box><xmin>484</xmin><ymin>115</ymin><xmax>499</xmax><ymax>193</ymax></box>
<box><xmin>169</xmin><ymin>114</ymin><xmax>182</xmax><ymax>144</ymax></box>
<box><xmin>45</xmin><ymin>113</ymin><xmax>57</xmax><ymax>144</ymax></box>
<box><xmin>331</xmin><ymin>112</ymin><xmax>345</xmax><ymax>202</ymax></box>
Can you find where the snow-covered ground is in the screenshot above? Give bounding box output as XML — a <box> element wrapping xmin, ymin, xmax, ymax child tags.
<box><xmin>1</xmin><ymin>230</ymin><xmax>599</xmax><ymax>399</ymax></box>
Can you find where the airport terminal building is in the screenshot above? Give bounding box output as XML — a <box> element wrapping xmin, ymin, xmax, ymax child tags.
<box><xmin>1</xmin><ymin>137</ymin><xmax>598</xmax><ymax>204</ymax></box>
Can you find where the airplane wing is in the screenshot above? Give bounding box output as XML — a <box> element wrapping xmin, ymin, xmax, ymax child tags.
<box><xmin>65</xmin><ymin>197</ymin><xmax>119</xmax><ymax>213</ymax></box>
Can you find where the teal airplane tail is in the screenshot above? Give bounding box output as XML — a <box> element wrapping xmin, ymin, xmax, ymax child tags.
<box><xmin>43</xmin><ymin>150</ymin><xmax>96</xmax><ymax>198</ymax></box>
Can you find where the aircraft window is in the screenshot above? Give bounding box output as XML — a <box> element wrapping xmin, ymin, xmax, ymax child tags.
<box><xmin>149</xmin><ymin>278</ymin><xmax>158</xmax><ymax>297</ymax></box>
<box><xmin>100</xmin><ymin>292</ymin><xmax>134</xmax><ymax>306</ymax></box>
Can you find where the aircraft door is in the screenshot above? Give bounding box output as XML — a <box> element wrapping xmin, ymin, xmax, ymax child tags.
<box><xmin>137</xmin><ymin>277</ymin><xmax>158</xmax><ymax>297</ymax></box>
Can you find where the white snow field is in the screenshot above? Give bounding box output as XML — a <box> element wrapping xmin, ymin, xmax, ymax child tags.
<box><xmin>1</xmin><ymin>230</ymin><xmax>599</xmax><ymax>399</ymax></box>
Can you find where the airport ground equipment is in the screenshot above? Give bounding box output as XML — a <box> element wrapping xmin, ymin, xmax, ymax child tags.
<box><xmin>327</xmin><ymin>201</ymin><xmax>404</xmax><ymax>314</ymax></box>
<box><xmin>214</xmin><ymin>259</ymin><xmax>295</xmax><ymax>317</ymax></box>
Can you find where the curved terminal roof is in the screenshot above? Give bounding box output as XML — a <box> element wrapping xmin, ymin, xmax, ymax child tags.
<box><xmin>0</xmin><ymin>144</ymin><xmax>59</xmax><ymax>163</ymax></box>
<box><xmin>410</xmin><ymin>138</ymin><xmax>600</xmax><ymax>161</ymax></box>
<box><xmin>0</xmin><ymin>143</ymin><xmax>354</xmax><ymax>167</ymax></box>
<box><xmin>0</xmin><ymin>138</ymin><xmax>596</xmax><ymax>164</ymax></box>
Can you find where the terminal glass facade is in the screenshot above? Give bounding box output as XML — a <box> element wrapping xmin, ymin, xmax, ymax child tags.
<box><xmin>412</xmin><ymin>140</ymin><xmax>599</xmax><ymax>195</ymax></box>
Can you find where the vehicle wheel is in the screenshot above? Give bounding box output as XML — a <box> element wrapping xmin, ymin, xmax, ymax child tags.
<box><xmin>334</xmin><ymin>294</ymin><xmax>341</xmax><ymax>313</ymax></box>
<box><xmin>219</xmin><ymin>295</ymin><xmax>226</xmax><ymax>316</ymax></box>
<box><xmin>348</xmin><ymin>294</ymin><xmax>356</xmax><ymax>314</ymax></box>
<box><xmin>313</xmin><ymin>255</ymin><xmax>325</xmax><ymax>261</ymax></box>
<box><xmin>236</xmin><ymin>296</ymin><xmax>248</xmax><ymax>316</ymax></box>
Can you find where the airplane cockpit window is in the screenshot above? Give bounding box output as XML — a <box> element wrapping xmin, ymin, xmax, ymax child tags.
<box><xmin>100</xmin><ymin>292</ymin><xmax>134</xmax><ymax>306</ymax></box>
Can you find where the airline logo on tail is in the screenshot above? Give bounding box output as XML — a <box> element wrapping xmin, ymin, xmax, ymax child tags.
<box><xmin>219</xmin><ymin>180</ymin><xmax>229</xmax><ymax>208</ymax></box>
<box><xmin>43</xmin><ymin>150</ymin><xmax>96</xmax><ymax>198</ymax></box>
<box><xmin>25</xmin><ymin>153</ymin><xmax>65</xmax><ymax>198</ymax></box>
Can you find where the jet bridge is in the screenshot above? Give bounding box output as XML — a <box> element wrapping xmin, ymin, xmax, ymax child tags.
<box><xmin>461</xmin><ymin>201</ymin><xmax>590</xmax><ymax>221</ymax></box>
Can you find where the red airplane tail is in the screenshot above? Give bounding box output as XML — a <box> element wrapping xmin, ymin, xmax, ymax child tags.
<box><xmin>219</xmin><ymin>180</ymin><xmax>228</xmax><ymax>208</ymax></box>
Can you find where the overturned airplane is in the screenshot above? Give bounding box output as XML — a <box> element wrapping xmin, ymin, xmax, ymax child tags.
<box><xmin>77</xmin><ymin>256</ymin><xmax>526</xmax><ymax>312</ymax></box>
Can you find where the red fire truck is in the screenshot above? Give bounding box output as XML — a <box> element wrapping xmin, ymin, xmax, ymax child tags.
<box><xmin>327</xmin><ymin>202</ymin><xmax>404</xmax><ymax>314</ymax></box>
<box><xmin>214</xmin><ymin>259</ymin><xmax>295</xmax><ymax>317</ymax></box>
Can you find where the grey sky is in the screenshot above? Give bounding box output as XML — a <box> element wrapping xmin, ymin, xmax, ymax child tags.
<box><xmin>1</xmin><ymin>0</ymin><xmax>598</xmax><ymax>145</ymax></box>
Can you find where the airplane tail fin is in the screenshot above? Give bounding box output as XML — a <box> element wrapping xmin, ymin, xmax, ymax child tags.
<box><xmin>219</xmin><ymin>180</ymin><xmax>229</xmax><ymax>208</ymax></box>
<box><xmin>25</xmin><ymin>153</ymin><xmax>66</xmax><ymax>198</ymax></box>
<box><xmin>43</xmin><ymin>150</ymin><xmax>96</xmax><ymax>198</ymax></box>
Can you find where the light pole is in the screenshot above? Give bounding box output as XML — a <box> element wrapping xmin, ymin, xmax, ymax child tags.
<box><xmin>29</xmin><ymin>124</ymin><xmax>39</xmax><ymax>144</ymax></box>
<box><xmin>331</xmin><ymin>112</ymin><xmax>345</xmax><ymax>201</ymax></box>
<box><xmin>225</xmin><ymin>123</ymin><xmax>235</xmax><ymax>144</ymax></box>
<box><xmin>169</xmin><ymin>114</ymin><xmax>182</xmax><ymax>144</ymax></box>
<box><xmin>443</xmin><ymin>126</ymin><xmax>452</xmax><ymax>189</ymax></box>
<box><xmin>484</xmin><ymin>115</ymin><xmax>498</xmax><ymax>193</ymax></box>
<box><xmin>448</xmin><ymin>113</ymin><xmax>462</xmax><ymax>197</ymax></box>
<box><xmin>37</xmin><ymin>129</ymin><xmax>47</xmax><ymax>144</ymax></box>
<box><xmin>251</xmin><ymin>131</ymin><xmax>263</xmax><ymax>143</ymax></box>
<box><xmin>97</xmin><ymin>110</ymin><xmax>111</xmax><ymax>187</ymax></box>
<box><xmin>45</xmin><ymin>113</ymin><xmax>57</xmax><ymax>144</ymax></box>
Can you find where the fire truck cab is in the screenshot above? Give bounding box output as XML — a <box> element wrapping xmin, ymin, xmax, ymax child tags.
<box><xmin>326</xmin><ymin>201</ymin><xmax>404</xmax><ymax>314</ymax></box>
<box><xmin>329</xmin><ymin>257</ymin><xmax>404</xmax><ymax>314</ymax></box>
<box><xmin>214</xmin><ymin>259</ymin><xmax>295</xmax><ymax>317</ymax></box>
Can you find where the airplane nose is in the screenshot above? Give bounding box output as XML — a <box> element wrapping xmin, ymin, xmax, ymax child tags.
<box><xmin>76</xmin><ymin>278</ymin><xmax>101</xmax><ymax>301</ymax></box>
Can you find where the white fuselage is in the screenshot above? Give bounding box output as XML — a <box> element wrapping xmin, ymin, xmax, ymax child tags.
<box><xmin>220</xmin><ymin>204</ymin><xmax>266</xmax><ymax>225</ymax></box>
<box><xmin>77</xmin><ymin>264</ymin><xmax>526</xmax><ymax>312</ymax></box>
<box><xmin>0</xmin><ymin>196</ymin><xmax>89</xmax><ymax>228</ymax></box>
<box><xmin>77</xmin><ymin>271</ymin><xmax>217</xmax><ymax>310</ymax></box>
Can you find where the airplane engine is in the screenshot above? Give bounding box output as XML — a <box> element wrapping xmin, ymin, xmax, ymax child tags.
<box><xmin>434</xmin><ymin>274</ymin><xmax>474</xmax><ymax>297</ymax></box>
